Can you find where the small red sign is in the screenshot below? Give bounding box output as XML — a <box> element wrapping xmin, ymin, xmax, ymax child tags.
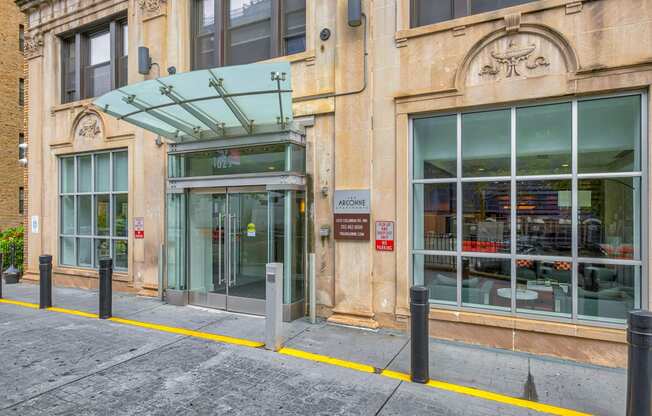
<box><xmin>135</xmin><ymin>230</ymin><xmax>144</xmax><ymax>239</ymax></box>
<box><xmin>134</xmin><ymin>217</ymin><xmax>145</xmax><ymax>240</ymax></box>
<box><xmin>375</xmin><ymin>221</ymin><xmax>394</xmax><ymax>252</ymax></box>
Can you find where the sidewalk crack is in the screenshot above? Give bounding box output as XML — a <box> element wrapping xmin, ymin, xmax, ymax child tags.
<box><xmin>374</xmin><ymin>380</ymin><xmax>402</xmax><ymax>415</ymax></box>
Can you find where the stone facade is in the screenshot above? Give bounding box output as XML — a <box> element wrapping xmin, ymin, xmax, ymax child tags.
<box><xmin>0</xmin><ymin>0</ymin><xmax>26</xmax><ymax>231</ymax></box>
<box><xmin>16</xmin><ymin>0</ymin><xmax>652</xmax><ymax>367</ymax></box>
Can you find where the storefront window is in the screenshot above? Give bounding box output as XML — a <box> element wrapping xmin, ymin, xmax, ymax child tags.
<box><xmin>59</xmin><ymin>150</ymin><xmax>129</xmax><ymax>270</ymax></box>
<box><xmin>412</xmin><ymin>93</ymin><xmax>644</xmax><ymax>323</ymax></box>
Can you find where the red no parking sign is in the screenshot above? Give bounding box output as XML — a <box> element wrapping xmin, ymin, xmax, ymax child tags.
<box><xmin>375</xmin><ymin>221</ymin><xmax>394</xmax><ymax>252</ymax></box>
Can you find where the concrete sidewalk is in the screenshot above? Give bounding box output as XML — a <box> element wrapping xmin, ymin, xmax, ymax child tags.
<box><xmin>0</xmin><ymin>282</ymin><xmax>626</xmax><ymax>415</ymax></box>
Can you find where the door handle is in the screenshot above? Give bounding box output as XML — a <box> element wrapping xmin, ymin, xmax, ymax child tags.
<box><xmin>217</xmin><ymin>213</ymin><xmax>223</xmax><ymax>286</ymax></box>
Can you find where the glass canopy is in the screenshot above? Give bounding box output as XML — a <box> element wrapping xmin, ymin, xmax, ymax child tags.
<box><xmin>93</xmin><ymin>62</ymin><xmax>293</xmax><ymax>142</ymax></box>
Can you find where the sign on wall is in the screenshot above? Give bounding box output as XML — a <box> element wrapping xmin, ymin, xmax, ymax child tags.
<box><xmin>375</xmin><ymin>221</ymin><xmax>394</xmax><ymax>251</ymax></box>
<box><xmin>333</xmin><ymin>189</ymin><xmax>371</xmax><ymax>241</ymax></box>
<box><xmin>134</xmin><ymin>217</ymin><xmax>144</xmax><ymax>239</ymax></box>
<box><xmin>31</xmin><ymin>216</ymin><xmax>39</xmax><ymax>234</ymax></box>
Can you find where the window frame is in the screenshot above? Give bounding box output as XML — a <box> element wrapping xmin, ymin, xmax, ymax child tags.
<box><xmin>58</xmin><ymin>150</ymin><xmax>129</xmax><ymax>271</ymax></box>
<box><xmin>409</xmin><ymin>90</ymin><xmax>648</xmax><ymax>327</ymax></box>
<box><xmin>18</xmin><ymin>187</ymin><xmax>24</xmax><ymax>215</ymax></box>
<box><xmin>410</xmin><ymin>0</ymin><xmax>538</xmax><ymax>28</ymax></box>
<box><xmin>18</xmin><ymin>78</ymin><xmax>24</xmax><ymax>106</ymax></box>
<box><xmin>190</xmin><ymin>0</ymin><xmax>305</xmax><ymax>70</ymax></box>
<box><xmin>60</xmin><ymin>15</ymin><xmax>128</xmax><ymax>104</ymax></box>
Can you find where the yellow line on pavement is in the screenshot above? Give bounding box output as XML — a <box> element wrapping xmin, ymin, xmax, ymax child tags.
<box><xmin>0</xmin><ymin>298</ymin><xmax>592</xmax><ymax>415</ymax></box>
<box><xmin>278</xmin><ymin>347</ymin><xmax>376</xmax><ymax>373</ymax></box>
<box><xmin>108</xmin><ymin>317</ymin><xmax>265</xmax><ymax>348</ymax></box>
<box><xmin>0</xmin><ymin>298</ymin><xmax>39</xmax><ymax>309</ymax></box>
<box><xmin>381</xmin><ymin>369</ymin><xmax>592</xmax><ymax>416</ymax></box>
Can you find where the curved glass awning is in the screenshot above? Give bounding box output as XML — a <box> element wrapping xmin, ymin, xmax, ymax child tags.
<box><xmin>93</xmin><ymin>62</ymin><xmax>293</xmax><ymax>142</ymax></box>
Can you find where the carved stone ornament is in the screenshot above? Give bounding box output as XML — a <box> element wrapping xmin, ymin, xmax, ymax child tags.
<box><xmin>479</xmin><ymin>40</ymin><xmax>550</xmax><ymax>78</ymax></box>
<box><xmin>75</xmin><ymin>113</ymin><xmax>103</xmax><ymax>142</ymax></box>
<box><xmin>138</xmin><ymin>0</ymin><xmax>166</xmax><ymax>13</ymax></box>
<box><xmin>24</xmin><ymin>33</ymin><xmax>44</xmax><ymax>59</ymax></box>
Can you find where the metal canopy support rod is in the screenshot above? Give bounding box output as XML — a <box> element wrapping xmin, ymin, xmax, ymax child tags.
<box><xmin>157</xmin><ymin>80</ymin><xmax>225</xmax><ymax>136</ymax></box>
<box><xmin>99</xmin><ymin>104</ymin><xmax>179</xmax><ymax>140</ymax></box>
<box><xmin>118</xmin><ymin>91</ymin><xmax>201</xmax><ymax>140</ymax></box>
<box><xmin>208</xmin><ymin>69</ymin><xmax>254</xmax><ymax>135</ymax></box>
<box><xmin>272</xmin><ymin>71</ymin><xmax>288</xmax><ymax>129</ymax></box>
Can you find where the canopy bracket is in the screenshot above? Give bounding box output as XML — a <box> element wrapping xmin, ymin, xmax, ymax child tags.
<box><xmin>271</xmin><ymin>72</ymin><xmax>288</xmax><ymax>129</ymax></box>
<box><xmin>157</xmin><ymin>80</ymin><xmax>225</xmax><ymax>136</ymax></box>
<box><xmin>208</xmin><ymin>70</ymin><xmax>254</xmax><ymax>135</ymax></box>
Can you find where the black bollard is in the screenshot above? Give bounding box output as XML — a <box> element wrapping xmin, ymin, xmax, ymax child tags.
<box><xmin>0</xmin><ymin>252</ymin><xmax>3</xmax><ymax>299</ymax></box>
<box><xmin>627</xmin><ymin>310</ymin><xmax>652</xmax><ymax>416</ymax></box>
<box><xmin>99</xmin><ymin>258</ymin><xmax>113</xmax><ymax>319</ymax></box>
<box><xmin>410</xmin><ymin>285</ymin><xmax>430</xmax><ymax>384</ymax></box>
<box><xmin>39</xmin><ymin>255</ymin><xmax>53</xmax><ymax>309</ymax></box>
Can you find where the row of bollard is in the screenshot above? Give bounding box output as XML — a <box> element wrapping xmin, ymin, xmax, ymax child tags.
<box><xmin>37</xmin><ymin>254</ymin><xmax>113</xmax><ymax>318</ymax></box>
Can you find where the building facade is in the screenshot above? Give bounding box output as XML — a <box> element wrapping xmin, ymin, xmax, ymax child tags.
<box><xmin>16</xmin><ymin>0</ymin><xmax>652</xmax><ymax>367</ymax></box>
<box><xmin>0</xmin><ymin>0</ymin><xmax>26</xmax><ymax>231</ymax></box>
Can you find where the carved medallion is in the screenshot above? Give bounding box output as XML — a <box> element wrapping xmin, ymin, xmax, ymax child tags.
<box><xmin>479</xmin><ymin>40</ymin><xmax>549</xmax><ymax>78</ymax></box>
<box><xmin>138</xmin><ymin>0</ymin><xmax>166</xmax><ymax>13</ymax></box>
<box><xmin>24</xmin><ymin>33</ymin><xmax>44</xmax><ymax>59</ymax></box>
<box><xmin>75</xmin><ymin>113</ymin><xmax>103</xmax><ymax>142</ymax></box>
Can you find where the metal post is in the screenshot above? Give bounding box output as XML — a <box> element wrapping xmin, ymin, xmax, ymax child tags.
<box><xmin>39</xmin><ymin>255</ymin><xmax>53</xmax><ymax>309</ymax></box>
<box><xmin>309</xmin><ymin>253</ymin><xmax>316</xmax><ymax>324</ymax></box>
<box><xmin>410</xmin><ymin>285</ymin><xmax>430</xmax><ymax>384</ymax></box>
<box><xmin>265</xmin><ymin>262</ymin><xmax>283</xmax><ymax>351</ymax></box>
<box><xmin>627</xmin><ymin>310</ymin><xmax>652</xmax><ymax>416</ymax></box>
<box><xmin>99</xmin><ymin>258</ymin><xmax>113</xmax><ymax>319</ymax></box>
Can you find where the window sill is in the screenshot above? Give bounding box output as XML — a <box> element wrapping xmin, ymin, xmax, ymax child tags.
<box><xmin>396</xmin><ymin>0</ymin><xmax>583</xmax><ymax>41</ymax></box>
<box><xmin>51</xmin><ymin>98</ymin><xmax>94</xmax><ymax>115</ymax></box>
<box><xmin>54</xmin><ymin>265</ymin><xmax>129</xmax><ymax>282</ymax></box>
<box><xmin>264</xmin><ymin>49</ymin><xmax>316</xmax><ymax>65</ymax></box>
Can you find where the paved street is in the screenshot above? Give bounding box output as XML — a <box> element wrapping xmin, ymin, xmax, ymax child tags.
<box><xmin>0</xmin><ymin>283</ymin><xmax>626</xmax><ymax>415</ymax></box>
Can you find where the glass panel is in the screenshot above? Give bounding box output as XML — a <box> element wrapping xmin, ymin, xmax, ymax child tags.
<box><xmin>269</xmin><ymin>190</ymin><xmax>285</xmax><ymax>264</ymax></box>
<box><xmin>290</xmin><ymin>191</ymin><xmax>306</xmax><ymax>303</ymax></box>
<box><xmin>470</xmin><ymin>0</ymin><xmax>538</xmax><ymax>15</ymax></box>
<box><xmin>413</xmin><ymin>115</ymin><xmax>457</xmax><ymax>179</ymax></box>
<box><xmin>77</xmin><ymin>195</ymin><xmax>92</xmax><ymax>235</ymax></box>
<box><xmin>200</xmin><ymin>0</ymin><xmax>215</xmax><ymax>29</ymax></box>
<box><xmin>227</xmin><ymin>0</ymin><xmax>272</xmax><ymax>65</ymax></box>
<box><xmin>170</xmin><ymin>145</ymin><xmax>287</xmax><ymax>177</ymax></box>
<box><xmin>579</xmin><ymin>263</ymin><xmax>638</xmax><ymax>321</ymax></box>
<box><xmin>87</xmin><ymin>63</ymin><xmax>111</xmax><ymax>98</ymax></box>
<box><xmin>188</xmin><ymin>193</ymin><xmax>214</xmax><ymax>292</ymax></box>
<box><xmin>94</xmin><ymin>239</ymin><xmax>111</xmax><ymax>267</ymax></box>
<box><xmin>61</xmin><ymin>157</ymin><xmax>75</xmax><ymax>193</ymax></box>
<box><xmin>114</xmin><ymin>240</ymin><xmax>128</xmax><ymax>270</ymax></box>
<box><xmin>415</xmin><ymin>254</ymin><xmax>457</xmax><ymax>304</ymax></box>
<box><xmin>578</xmin><ymin>95</ymin><xmax>641</xmax><ymax>173</ymax></box>
<box><xmin>63</xmin><ymin>38</ymin><xmax>76</xmax><ymax>103</ymax></box>
<box><xmin>516</xmin><ymin>180</ymin><xmax>572</xmax><ymax>256</ymax></box>
<box><xmin>113</xmin><ymin>194</ymin><xmax>128</xmax><ymax>237</ymax></box>
<box><xmin>60</xmin><ymin>237</ymin><xmax>75</xmax><ymax>266</ymax></box>
<box><xmin>90</xmin><ymin>31</ymin><xmax>110</xmax><ymax>65</ymax></box>
<box><xmin>516</xmin><ymin>103</ymin><xmax>572</xmax><ymax>175</ymax></box>
<box><xmin>578</xmin><ymin>178</ymin><xmax>639</xmax><ymax>260</ymax></box>
<box><xmin>78</xmin><ymin>238</ymin><xmax>92</xmax><ymax>267</ymax></box>
<box><xmin>461</xmin><ymin>256</ymin><xmax>511</xmax><ymax>310</ymax></box>
<box><xmin>122</xmin><ymin>24</ymin><xmax>128</xmax><ymax>57</ymax></box>
<box><xmin>284</xmin><ymin>0</ymin><xmax>305</xmax><ymax>54</ymax></box>
<box><xmin>413</xmin><ymin>0</ymin><xmax>452</xmax><ymax>27</ymax></box>
<box><xmin>77</xmin><ymin>155</ymin><xmax>92</xmax><ymax>193</ymax></box>
<box><xmin>95</xmin><ymin>194</ymin><xmax>110</xmax><ymax>236</ymax></box>
<box><xmin>94</xmin><ymin>153</ymin><xmax>110</xmax><ymax>192</ymax></box>
<box><xmin>413</xmin><ymin>183</ymin><xmax>456</xmax><ymax>251</ymax></box>
<box><xmin>61</xmin><ymin>196</ymin><xmax>75</xmax><ymax>235</ymax></box>
<box><xmin>113</xmin><ymin>151</ymin><xmax>128</xmax><ymax>192</ymax></box>
<box><xmin>462</xmin><ymin>110</ymin><xmax>510</xmax><ymax>177</ymax></box>
<box><xmin>290</xmin><ymin>144</ymin><xmax>305</xmax><ymax>173</ymax></box>
<box><xmin>167</xmin><ymin>193</ymin><xmax>187</xmax><ymax>290</ymax></box>
<box><xmin>462</xmin><ymin>182</ymin><xmax>510</xmax><ymax>253</ymax></box>
<box><xmin>515</xmin><ymin>259</ymin><xmax>571</xmax><ymax>317</ymax></box>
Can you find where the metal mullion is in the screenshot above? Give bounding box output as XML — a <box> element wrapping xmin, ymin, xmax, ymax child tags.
<box><xmin>461</xmin><ymin>251</ymin><xmax>512</xmax><ymax>259</ymax></box>
<box><xmin>577</xmin><ymin>172</ymin><xmax>643</xmax><ymax>179</ymax></box>
<box><xmin>412</xmin><ymin>178</ymin><xmax>457</xmax><ymax>184</ymax></box>
<box><xmin>461</xmin><ymin>176</ymin><xmax>511</xmax><ymax>182</ymax></box>
<box><xmin>576</xmin><ymin>257</ymin><xmax>642</xmax><ymax>266</ymax></box>
<box><xmin>510</xmin><ymin>106</ymin><xmax>517</xmax><ymax>314</ymax></box>
<box><xmin>413</xmin><ymin>249</ymin><xmax>457</xmax><ymax>256</ymax></box>
<box><xmin>456</xmin><ymin>113</ymin><xmax>462</xmax><ymax>307</ymax></box>
<box><xmin>640</xmin><ymin>91</ymin><xmax>648</xmax><ymax>310</ymax></box>
<box><xmin>515</xmin><ymin>174</ymin><xmax>573</xmax><ymax>181</ymax></box>
<box><xmin>571</xmin><ymin>99</ymin><xmax>579</xmax><ymax>322</ymax></box>
<box><xmin>515</xmin><ymin>254</ymin><xmax>573</xmax><ymax>262</ymax></box>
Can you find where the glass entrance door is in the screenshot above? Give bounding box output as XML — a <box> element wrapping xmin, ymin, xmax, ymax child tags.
<box><xmin>187</xmin><ymin>187</ymin><xmax>268</xmax><ymax>315</ymax></box>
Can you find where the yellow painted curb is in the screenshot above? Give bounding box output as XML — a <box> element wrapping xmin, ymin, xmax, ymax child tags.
<box><xmin>381</xmin><ymin>369</ymin><xmax>592</xmax><ymax>416</ymax></box>
<box><xmin>47</xmin><ymin>307</ymin><xmax>98</xmax><ymax>319</ymax></box>
<box><xmin>278</xmin><ymin>347</ymin><xmax>376</xmax><ymax>373</ymax></box>
<box><xmin>108</xmin><ymin>317</ymin><xmax>265</xmax><ymax>348</ymax></box>
<box><xmin>0</xmin><ymin>299</ymin><xmax>39</xmax><ymax>309</ymax></box>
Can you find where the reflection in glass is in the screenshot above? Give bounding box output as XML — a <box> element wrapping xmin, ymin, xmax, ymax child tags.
<box><xmin>96</xmin><ymin>195</ymin><xmax>110</xmax><ymax>236</ymax></box>
<box><xmin>516</xmin><ymin>180</ymin><xmax>572</xmax><ymax>256</ymax></box>
<box><xmin>113</xmin><ymin>152</ymin><xmax>128</xmax><ymax>192</ymax></box>
<box><xmin>462</xmin><ymin>110</ymin><xmax>510</xmax><ymax>177</ymax></box>
<box><xmin>227</xmin><ymin>0</ymin><xmax>272</xmax><ymax>65</ymax></box>
<box><xmin>462</xmin><ymin>182</ymin><xmax>510</xmax><ymax>253</ymax></box>
<box><xmin>95</xmin><ymin>153</ymin><xmax>110</xmax><ymax>192</ymax></box>
<box><xmin>413</xmin><ymin>183</ymin><xmax>456</xmax><ymax>251</ymax></box>
<box><xmin>77</xmin><ymin>195</ymin><xmax>92</xmax><ymax>235</ymax></box>
<box><xmin>95</xmin><ymin>239</ymin><xmax>110</xmax><ymax>267</ymax></box>
<box><xmin>167</xmin><ymin>193</ymin><xmax>187</xmax><ymax>290</ymax></box>
<box><xmin>78</xmin><ymin>238</ymin><xmax>92</xmax><ymax>267</ymax></box>
<box><xmin>578</xmin><ymin>95</ymin><xmax>641</xmax><ymax>173</ymax></box>
<box><xmin>462</xmin><ymin>257</ymin><xmax>510</xmax><ymax>309</ymax></box>
<box><xmin>290</xmin><ymin>191</ymin><xmax>306</xmax><ymax>303</ymax></box>
<box><xmin>578</xmin><ymin>263</ymin><xmax>638</xmax><ymax>321</ymax></box>
<box><xmin>578</xmin><ymin>178</ymin><xmax>639</xmax><ymax>260</ymax></box>
<box><xmin>89</xmin><ymin>32</ymin><xmax>110</xmax><ymax>65</ymax></box>
<box><xmin>515</xmin><ymin>259</ymin><xmax>571</xmax><ymax>316</ymax></box>
<box><xmin>78</xmin><ymin>155</ymin><xmax>92</xmax><ymax>193</ymax></box>
<box><xmin>61</xmin><ymin>237</ymin><xmax>75</xmax><ymax>266</ymax></box>
<box><xmin>516</xmin><ymin>103</ymin><xmax>571</xmax><ymax>175</ymax></box>
<box><xmin>114</xmin><ymin>240</ymin><xmax>128</xmax><ymax>270</ymax></box>
<box><xmin>415</xmin><ymin>254</ymin><xmax>456</xmax><ymax>303</ymax></box>
<box><xmin>113</xmin><ymin>194</ymin><xmax>128</xmax><ymax>237</ymax></box>
<box><xmin>61</xmin><ymin>158</ymin><xmax>75</xmax><ymax>193</ymax></box>
<box><xmin>413</xmin><ymin>115</ymin><xmax>456</xmax><ymax>179</ymax></box>
<box><xmin>61</xmin><ymin>196</ymin><xmax>75</xmax><ymax>235</ymax></box>
<box><xmin>284</xmin><ymin>0</ymin><xmax>306</xmax><ymax>55</ymax></box>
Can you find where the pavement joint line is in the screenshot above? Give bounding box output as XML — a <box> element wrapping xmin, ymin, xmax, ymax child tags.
<box><xmin>0</xmin><ymin>297</ymin><xmax>593</xmax><ymax>416</ymax></box>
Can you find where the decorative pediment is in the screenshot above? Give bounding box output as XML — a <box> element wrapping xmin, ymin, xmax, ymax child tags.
<box><xmin>457</xmin><ymin>24</ymin><xmax>579</xmax><ymax>90</ymax></box>
<box><xmin>138</xmin><ymin>0</ymin><xmax>167</xmax><ymax>19</ymax></box>
<box><xmin>72</xmin><ymin>109</ymin><xmax>104</xmax><ymax>144</ymax></box>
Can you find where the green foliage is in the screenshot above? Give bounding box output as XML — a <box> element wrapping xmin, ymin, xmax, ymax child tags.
<box><xmin>0</xmin><ymin>225</ymin><xmax>24</xmax><ymax>272</ymax></box>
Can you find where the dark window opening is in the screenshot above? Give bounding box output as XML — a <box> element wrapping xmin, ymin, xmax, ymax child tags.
<box><xmin>192</xmin><ymin>0</ymin><xmax>306</xmax><ymax>70</ymax></box>
<box><xmin>18</xmin><ymin>133</ymin><xmax>25</xmax><ymax>160</ymax></box>
<box><xmin>19</xmin><ymin>78</ymin><xmax>24</xmax><ymax>106</ymax></box>
<box><xmin>19</xmin><ymin>25</ymin><xmax>24</xmax><ymax>52</ymax></box>
<box><xmin>19</xmin><ymin>187</ymin><xmax>24</xmax><ymax>215</ymax></box>
<box><xmin>411</xmin><ymin>0</ymin><xmax>538</xmax><ymax>28</ymax></box>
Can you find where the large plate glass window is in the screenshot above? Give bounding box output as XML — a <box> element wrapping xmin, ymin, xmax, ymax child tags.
<box><xmin>411</xmin><ymin>93</ymin><xmax>645</xmax><ymax>324</ymax></box>
<box><xmin>59</xmin><ymin>150</ymin><xmax>129</xmax><ymax>271</ymax></box>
